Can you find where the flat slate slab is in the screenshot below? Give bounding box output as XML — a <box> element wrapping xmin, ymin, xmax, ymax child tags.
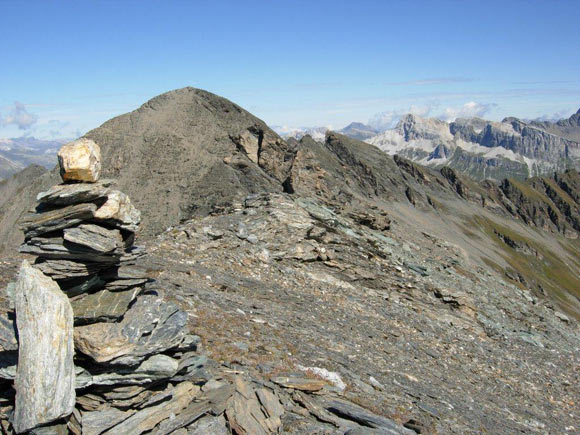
<box><xmin>36</xmin><ymin>180</ymin><xmax>113</xmax><ymax>206</ymax></box>
<box><xmin>19</xmin><ymin>203</ymin><xmax>97</xmax><ymax>239</ymax></box>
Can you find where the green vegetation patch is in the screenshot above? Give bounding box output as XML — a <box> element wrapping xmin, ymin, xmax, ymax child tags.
<box><xmin>467</xmin><ymin>215</ymin><xmax>580</xmax><ymax>316</ymax></box>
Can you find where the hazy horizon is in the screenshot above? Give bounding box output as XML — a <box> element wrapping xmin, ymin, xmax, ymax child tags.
<box><xmin>1</xmin><ymin>0</ymin><xmax>579</xmax><ymax>140</ymax></box>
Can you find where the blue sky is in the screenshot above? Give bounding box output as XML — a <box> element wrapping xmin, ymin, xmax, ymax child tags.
<box><xmin>1</xmin><ymin>0</ymin><xmax>579</xmax><ymax>139</ymax></box>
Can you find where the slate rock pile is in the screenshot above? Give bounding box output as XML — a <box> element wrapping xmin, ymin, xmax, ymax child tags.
<box><xmin>0</xmin><ymin>139</ymin><xmax>204</xmax><ymax>433</ymax></box>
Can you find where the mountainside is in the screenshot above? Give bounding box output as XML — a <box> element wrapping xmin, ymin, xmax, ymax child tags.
<box><xmin>0</xmin><ymin>88</ymin><xmax>578</xmax><ymax>433</ymax></box>
<box><xmin>367</xmin><ymin>111</ymin><xmax>580</xmax><ymax>181</ymax></box>
<box><xmin>0</xmin><ymin>88</ymin><xmax>294</xmax><ymax>250</ymax></box>
<box><xmin>0</xmin><ymin>137</ymin><xmax>63</xmax><ymax>180</ymax></box>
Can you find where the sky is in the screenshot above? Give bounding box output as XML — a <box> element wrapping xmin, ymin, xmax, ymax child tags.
<box><xmin>0</xmin><ymin>0</ymin><xmax>579</xmax><ymax>139</ymax></box>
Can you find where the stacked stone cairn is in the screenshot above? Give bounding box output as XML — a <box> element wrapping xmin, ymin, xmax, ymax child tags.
<box><xmin>0</xmin><ymin>139</ymin><xmax>206</xmax><ymax>434</ymax></box>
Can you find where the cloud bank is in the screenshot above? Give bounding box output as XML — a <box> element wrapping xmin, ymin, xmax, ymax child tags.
<box><xmin>0</xmin><ymin>102</ymin><xmax>38</xmax><ymax>130</ymax></box>
<box><xmin>369</xmin><ymin>101</ymin><xmax>497</xmax><ymax>131</ymax></box>
<box><xmin>439</xmin><ymin>101</ymin><xmax>497</xmax><ymax>121</ymax></box>
<box><xmin>369</xmin><ymin>104</ymin><xmax>437</xmax><ymax>130</ymax></box>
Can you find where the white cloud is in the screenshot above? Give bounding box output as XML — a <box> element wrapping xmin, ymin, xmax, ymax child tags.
<box><xmin>532</xmin><ymin>109</ymin><xmax>575</xmax><ymax>122</ymax></box>
<box><xmin>438</xmin><ymin>101</ymin><xmax>496</xmax><ymax>121</ymax></box>
<box><xmin>0</xmin><ymin>102</ymin><xmax>39</xmax><ymax>130</ymax></box>
<box><xmin>368</xmin><ymin>101</ymin><xmax>498</xmax><ymax>131</ymax></box>
<box><xmin>368</xmin><ymin>103</ymin><xmax>438</xmax><ymax>131</ymax></box>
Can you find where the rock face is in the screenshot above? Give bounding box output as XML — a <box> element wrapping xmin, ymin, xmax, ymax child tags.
<box><xmin>57</xmin><ymin>138</ymin><xmax>102</xmax><ymax>183</ymax></box>
<box><xmin>13</xmin><ymin>261</ymin><xmax>75</xmax><ymax>433</ymax></box>
<box><xmin>367</xmin><ymin>111</ymin><xmax>580</xmax><ymax>181</ymax></box>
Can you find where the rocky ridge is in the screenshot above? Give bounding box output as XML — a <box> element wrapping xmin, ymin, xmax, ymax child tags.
<box><xmin>0</xmin><ymin>87</ymin><xmax>578</xmax><ymax>432</ymax></box>
<box><xmin>0</xmin><ymin>139</ymin><xmax>415</xmax><ymax>434</ymax></box>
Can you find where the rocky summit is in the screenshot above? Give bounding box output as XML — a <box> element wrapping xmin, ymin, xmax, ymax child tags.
<box><xmin>0</xmin><ymin>87</ymin><xmax>578</xmax><ymax>434</ymax></box>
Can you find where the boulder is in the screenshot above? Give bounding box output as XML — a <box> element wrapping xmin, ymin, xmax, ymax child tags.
<box><xmin>57</xmin><ymin>138</ymin><xmax>102</xmax><ymax>183</ymax></box>
<box><xmin>13</xmin><ymin>261</ymin><xmax>75</xmax><ymax>433</ymax></box>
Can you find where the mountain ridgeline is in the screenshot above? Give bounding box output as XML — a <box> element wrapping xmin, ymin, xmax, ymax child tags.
<box><xmin>366</xmin><ymin>109</ymin><xmax>580</xmax><ymax>181</ymax></box>
<box><xmin>1</xmin><ymin>87</ymin><xmax>580</xmax><ymax>314</ymax></box>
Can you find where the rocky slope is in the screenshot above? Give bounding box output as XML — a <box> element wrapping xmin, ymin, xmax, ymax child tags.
<box><xmin>367</xmin><ymin>111</ymin><xmax>580</xmax><ymax>181</ymax></box>
<box><xmin>0</xmin><ymin>88</ymin><xmax>578</xmax><ymax>433</ymax></box>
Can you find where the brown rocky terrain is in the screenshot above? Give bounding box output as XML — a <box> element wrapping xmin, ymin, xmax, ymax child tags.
<box><xmin>0</xmin><ymin>87</ymin><xmax>579</xmax><ymax>433</ymax></box>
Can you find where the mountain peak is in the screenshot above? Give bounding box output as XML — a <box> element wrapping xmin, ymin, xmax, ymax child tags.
<box><xmin>337</xmin><ymin>122</ymin><xmax>378</xmax><ymax>140</ymax></box>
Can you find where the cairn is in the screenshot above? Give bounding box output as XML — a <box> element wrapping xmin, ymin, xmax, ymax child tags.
<box><xmin>0</xmin><ymin>139</ymin><xmax>204</xmax><ymax>434</ymax></box>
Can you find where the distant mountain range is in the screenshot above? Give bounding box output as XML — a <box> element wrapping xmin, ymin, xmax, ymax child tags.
<box><xmin>366</xmin><ymin>110</ymin><xmax>580</xmax><ymax>181</ymax></box>
<box><xmin>0</xmin><ymin>137</ymin><xmax>65</xmax><ymax>180</ymax></box>
<box><xmin>276</xmin><ymin>109</ymin><xmax>580</xmax><ymax>181</ymax></box>
<box><xmin>4</xmin><ymin>110</ymin><xmax>580</xmax><ymax>183</ymax></box>
<box><xmin>273</xmin><ymin>122</ymin><xmax>379</xmax><ymax>142</ymax></box>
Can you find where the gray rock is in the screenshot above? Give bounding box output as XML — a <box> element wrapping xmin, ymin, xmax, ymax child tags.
<box><xmin>34</xmin><ymin>259</ymin><xmax>110</xmax><ymax>280</ymax></box>
<box><xmin>187</xmin><ymin>415</ymin><xmax>229</xmax><ymax>435</ymax></box>
<box><xmin>0</xmin><ymin>312</ymin><xmax>17</xmax><ymax>352</ymax></box>
<box><xmin>101</xmin><ymin>382</ymin><xmax>198</xmax><ymax>435</ymax></box>
<box><xmin>81</xmin><ymin>407</ymin><xmax>135</xmax><ymax>435</ymax></box>
<box><xmin>75</xmin><ymin>354</ymin><xmax>179</xmax><ymax>388</ymax></box>
<box><xmin>13</xmin><ymin>261</ymin><xmax>75</xmax><ymax>434</ymax></box>
<box><xmin>19</xmin><ymin>203</ymin><xmax>97</xmax><ymax>239</ymax></box>
<box><xmin>36</xmin><ymin>180</ymin><xmax>113</xmax><ymax>206</ymax></box>
<box><xmin>225</xmin><ymin>385</ymin><xmax>270</xmax><ymax>435</ymax></box>
<box><xmin>321</xmin><ymin>397</ymin><xmax>413</xmax><ymax>433</ymax></box>
<box><xmin>20</xmin><ymin>235</ymin><xmax>123</xmax><ymax>263</ymax></box>
<box><xmin>256</xmin><ymin>388</ymin><xmax>284</xmax><ymax>420</ymax></box>
<box><xmin>74</xmin><ymin>294</ymin><xmax>188</xmax><ymax>365</ymax></box>
<box><xmin>171</xmin><ymin>354</ymin><xmax>211</xmax><ymax>382</ymax></box>
<box><xmin>59</xmin><ymin>274</ymin><xmax>106</xmax><ymax>297</ymax></box>
<box><xmin>71</xmin><ymin>287</ymin><xmax>141</xmax><ymax>323</ymax></box>
<box><xmin>155</xmin><ymin>400</ymin><xmax>211</xmax><ymax>434</ymax></box>
<box><xmin>29</xmin><ymin>422</ymin><xmax>69</xmax><ymax>435</ymax></box>
<box><xmin>63</xmin><ymin>224</ymin><xmax>124</xmax><ymax>253</ymax></box>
